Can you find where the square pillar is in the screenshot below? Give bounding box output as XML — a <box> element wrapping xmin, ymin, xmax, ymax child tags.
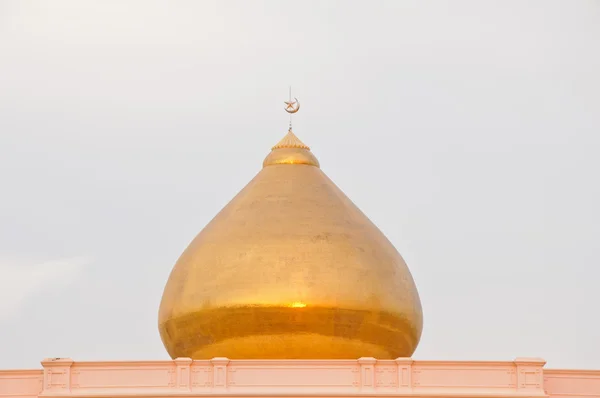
<box><xmin>210</xmin><ymin>357</ymin><xmax>230</xmax><ymax>390</ymax></box>
<box><xmin>358</xmin><ymin>357</ymin><xmax>377</xmax><ymax>391</ymax></box>
<box><xmin>174</xmin><ymin>357</ymin><xmax>193</xmax><ymax>391</ymax></box>
<box><xmin>395</xmin><ymin>357</ymin><xmax>413</xmax><ymax>391</ymax></box>
<box><xmin>514</xmin><ymin>357</ymin><xmax>546</xmax><ymax>394</ymax></box>
<box><xmin>41</xmin><ymin>358</ymin><xmax>74</xmax><ymax>394</ymax></box>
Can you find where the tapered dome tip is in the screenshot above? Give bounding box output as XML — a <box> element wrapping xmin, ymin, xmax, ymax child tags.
<box><xmin>272</xmin><ymin>129</ymin><xmax>310</xmax><ymax>150</ymax></box>
<box><xmin>263</xmin><ymin>130</ymin><xmax>320</xmax><ymax>168</ymax></box>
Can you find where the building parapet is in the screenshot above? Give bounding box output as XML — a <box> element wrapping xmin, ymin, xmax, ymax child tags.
<box><xmin>0</xmin><ymin>357</ymin><xmax>594</xmax><ymax>398</ymax></box>
<box><xmin>0</xmin><ymin>369</ymin><xmax>43</xmax><ymax>398</ymax></box>
<box><xmin>543</xmin><ymin>368</ymin><xmax>600</xmax><ymax>398</ymax></box>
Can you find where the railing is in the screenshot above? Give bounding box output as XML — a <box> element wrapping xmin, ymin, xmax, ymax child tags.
<box><xmin>1</xmin><ymin>357</ymin><xmax>551</xmax><ymax>398</ymax></box>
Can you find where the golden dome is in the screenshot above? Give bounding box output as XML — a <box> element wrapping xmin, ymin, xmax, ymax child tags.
<box><xmin>158</xmin><ymin>129</ymin><xmax>423</xmax><ymax>359</ymax></box>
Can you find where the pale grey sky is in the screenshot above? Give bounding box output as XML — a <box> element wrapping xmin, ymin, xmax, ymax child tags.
<box><xmin>0</xmin><ymin>0</ymin><xmax>599</xmax><ymax>370</ymax></box>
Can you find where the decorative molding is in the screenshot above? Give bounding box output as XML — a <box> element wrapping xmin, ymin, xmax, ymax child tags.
<box><xmin>41</xmin><ymin>358</ymin><xmax>74</xmax><ymax>393</ymax></box>
<box><xmin>0</xmin><ymin>370</ymin><xmax>43</xmax><ymax>398</ymax></box>
<box><xmin>395</xmin><ymin>357</ymin><xmax>413</xmax><ymax>391</ymax></box>
<box><xmin>173</xmin><ymin>358</ymin><xmax>192</xmax><ymax>391</ymax></box>
<box><xmin>543</xmin><ymin>367</ymin><xmax>600</xmax><ymax>397</ymax></box>
<box><xmin>358</xmin><ymin>357</ymin><xmax>377</xmax><ymax>391</ymax></box>
<box><xmin>514</xmin><ymin>358</ymin><xmax>546</xmax><ymax>392</ymax></box>
<box><xmin>7</xmin><ymin>357</ymin><xmax>598</xmax><ymax>398</ymax></box>
<box><xmin>210</xmin><ymin>357</ymin><xmax>229</xmax><ymax>390</ymax></box>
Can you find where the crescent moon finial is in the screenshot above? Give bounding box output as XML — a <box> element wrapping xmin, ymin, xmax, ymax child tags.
<box><xmin>284</xmin><ymin>98</ymin><xmax>300</xmax><ymax>114</ymax></box>
<box><xmin>284</xmin><ymin>87</ymin><xmax>300</xmax><ymax>131</ymax></box>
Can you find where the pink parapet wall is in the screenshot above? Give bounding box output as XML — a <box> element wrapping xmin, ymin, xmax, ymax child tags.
<box><xmin>544</xmin><ymin>369</ymin><xmax>600</xmax><ymax>398</ymax></box>
<box><xmin>0</xmin><ymin>357</ymin><xmax>599</xmax><ymax>398</ymax></box>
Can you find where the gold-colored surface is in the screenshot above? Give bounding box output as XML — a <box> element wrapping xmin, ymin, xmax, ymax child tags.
<box><xmin>263</xmin><ymin>130</ymin><xmax>319</xmax><ymax>167</ymax></box>
<box><xmin>158</xmin><ymin>132</ymin><xmax>423</xmax><ymax>359</ymax></box>
<box><xmin>272</xmin><ymin>129</ymin><xmax>310</xmax><ymax>150</ymax></box>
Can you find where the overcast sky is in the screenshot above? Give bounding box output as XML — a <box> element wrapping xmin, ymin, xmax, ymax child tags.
<box><xmin>1</xmin><ymin>0</ymin><xmax>599</xmax><ymax>370</ymax></box>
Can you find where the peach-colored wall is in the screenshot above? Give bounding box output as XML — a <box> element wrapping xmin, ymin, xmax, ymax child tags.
<box><xmin>0</xmin><ymin>369</ymin><xmax>42</xmax><ymax>398</ymax></box>
<box><xmin>544</xmin><ymin>369</ymin><xmax>600</xmax><ymax>398</ymax></box>
<box><xmin>0</xmin><ymin>358</ymin><xmax>598</xmax><ymax>398</ymax></box>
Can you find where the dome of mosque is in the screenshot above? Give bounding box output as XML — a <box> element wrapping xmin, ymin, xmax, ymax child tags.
<box><xmin>158</xmin><ymin>121</ymin><xmax>423</xmax><ymax>359</ymax></box>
